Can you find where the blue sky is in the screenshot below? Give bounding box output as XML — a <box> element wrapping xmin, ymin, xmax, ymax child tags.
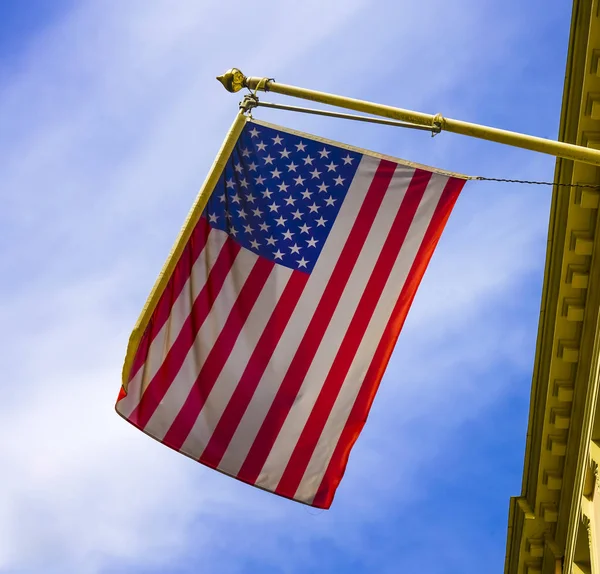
<box><xmin>0</xmin><ymin>1</ymin><xmax>570</xmax><ymax>573</ymax></box>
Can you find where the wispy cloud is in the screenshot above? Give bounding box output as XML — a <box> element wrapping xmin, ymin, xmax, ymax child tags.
<box><xmin>0</xmin><ymin>0</ymin><xmax>568</xmax><ymax>572</ymax></box>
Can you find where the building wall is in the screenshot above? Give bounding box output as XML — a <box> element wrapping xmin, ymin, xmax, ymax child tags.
<box><xmin>505</xmin><ymin>1</ymin><xmax>600</xmax><ymax>572</ymax></box>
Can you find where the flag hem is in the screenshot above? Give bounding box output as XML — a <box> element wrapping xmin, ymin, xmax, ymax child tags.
<box><xmin>250</xmin><ymin>119</ymin><xmax>473</xmax><ymax>181</ymax></box>
<box><xmin>119</xmin><ymin>111</ymin><xmax>248</xmax><ymax>395</ymax></box>
<box><xmin>114</xmin><ymin>406</ymin><xmax>329</xmax><ymax>508</ymax></box>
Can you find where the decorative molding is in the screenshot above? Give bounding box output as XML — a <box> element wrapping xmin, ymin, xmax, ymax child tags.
<box><xmin>542</xmin><ymin>503</ymin><xmax>559</xmax><ymax>523</ymax></box>
<box><xmin>582</xmin><ymin>512</ymin><xmax>592</xmax><ymax>552</ymax></box>
<box><xmin>505</xmin><ymin>2</ymin><xmax>600</xmax><ymax>572</ymax></box>
<box><xmin>548</xmin><ymin>435</ymin><xmax>568</xmax><ymax>456</ymax></box>
<box><xmin>528</xmin><ymin>540</ymin><xmax>545</xmax><ymax>559</ymax></box>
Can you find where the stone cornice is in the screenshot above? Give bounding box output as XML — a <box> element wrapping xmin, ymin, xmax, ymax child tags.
<box><xmin>505</xmin><ymin>1</ymin><xmax>600</xmax><ymax>572</ymax></box>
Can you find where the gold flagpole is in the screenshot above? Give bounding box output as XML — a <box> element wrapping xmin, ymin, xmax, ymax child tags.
<box><xmin>217</xmin><ymin>68</ymin><xmax>600</xmax><ymax>168</ymax></box>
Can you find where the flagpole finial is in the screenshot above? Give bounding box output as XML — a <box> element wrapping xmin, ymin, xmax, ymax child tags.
<box><xmin>217</xmin><ymin>68</ymin><xmax>247</xmax><ymax>93</ymax></box>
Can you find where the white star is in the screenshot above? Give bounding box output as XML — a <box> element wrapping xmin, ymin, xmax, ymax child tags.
<box><xmin>249</xmin><ymin>128</ymin><xmax>260</xmax><ymax>138</ymax></box>
<box><xmin>246</xmin><ymin>193</ymin><xmax>256</xmax><ymax>203</ymax></box>
<box><xmin>291</xmin><ymin>209</ymin><xmax>303</xmax><ymax>220</ymax></box>
<box><xmin>282</xmin><ymin>229</ymin><xmax>294</xmax><ymax>240</ymax></box>
<box><xmin>208</xmin><ymin>213</ymin><xmax>218</xmax><ymax>224</ymax></box>
<box><xmin>268</xmin><ymin>202</ymin><xmax>280</xmax><ymax>212</ymax></box>
<box><xmin>272</xmin><ymin>134</ymin><xmax>284</xmax><ymax>145</ymax></box>
<box><xmin>301</xmin><ymin>189</ymin><xmax>313</xmax><ymax>200</ymax></box>
<box><xmin>295</xmin><ymin>141</ymin><xmax>307</xmax><ymax>152</ymax></box>
<box><xmin>278</xmin><ymin>182</ymin><xmax>290</xmax><ymax>193</ymax></box>
<box><xmin>231</xmin><ymin>193</ymin><xmax>241</xmax><ymax>204</ymax></box>
<box><xmin>315</xmin><ymin>216</ymin><xmax>327</xmax><ymax>227</ymax></box>
<box><xmin>297</xmin><ymin>257</ymin><xmax>309</xmax><ymax>268</ymax></box>
<box><xmin>310</xmin><ymin>168</ymin><xmax>321</xmax><ymax>179</ymax></box>
<box><xmin>226</xmin><ymin>178</ymin><xmax>235</xmax><ymax>189</ymax></box>
<box><xmin>342</xmin><ymin>154</ymin><xmax>354</xmax><ymax>165</ymax></box>
<box><xmin>259</xmin><ymin>222</ymin><xmax>270</xmax><ymax>232</ymax></box>
<box><xmin>237</xmin><ymin>208</ymin><xmax>247</xmax><ymax>219</ymax></box>
<box><xmin>273</xmin><ymin>249</ymin><xmax>284</xmax><ymax>260</ymax></box>
<box><xmin>271</xmin><ymin>167</ymin><xmax>282</xmax><ymax>178</ymax></box>
<box><xmin>264</xmin><ymin>154</ymin><xmax>275</xmax><ymax>165</ymax></box>
<box><xmin>287</xmin><ymin>162</ymin><xmax>298</xmax><ymax>172</ymax></box>
<box><xmin>299</xmin><ymin>223</ymin><xmax>311</xmax><ymax>234</ymax></box>
<box><xmin>326</xmin><ymin>161</ymin><xmax>338</xmax><ymax>172</ymax></box>
<box><xmin>317</xmin><ymin>182</ymin><xmax>329</xmax><ymax>193</ymax></box>
<box><xmin>240</xmin><ymin>178</ymin><xmax>249</xmax><ymax>189</ymax></box>
<box><xmin>308</xmin><ymin>202</ymin><xmax>320</xmax><ymax>213</ymax></box>
<box><xmin>280</xmin><ymin>148</ymin><xmax>291</xmax><ymax>159</ymax></box>
<box><xmin>252</xmin><ymin>207</ymin><xmax>263</xmax><ymax>217</ymax></box>
<box><xmin>318</xmin><ymin>148</ymin><xmax>330</xmax><ymax>159</ymax></box>
<box><xmin>334</xmin><ymin>175</ymin><xmax>345</xmax><ymax>186</ymax></box>
<box><xmin>266</xmin><ymin>235</ymin><xmax>277</xmax><ymax>246</ymax></box>
<box><xmin>219</xmin><ymin>193</ymin><xmax>226</xmax><ymax>203</ymax></box>
<box><xmin>224</xmin><ymin>211</ymin><xmax>233</xmax><ymax>220</ymax></box>
<box><xmin>234</xmin><ymin>163</ymin><xmax>243</xmax><ymax>173</ymax></box>
<box><xmin>250</xmin><ymin>239</ymin><xmax>260</xmax><ymax>249</ymax></box>
<box><xmin>294</xmin><ymin>175</ymin><xmax>306</xmax><ymax>186</ymax></box>
<box><xmin>284</xmin><ymin>196</ymin><xmax>296</xmax><ymax>206</ymax></box>
<box><xmin>257</xmin><ymin>141</ymin><xmax>267</xmax><ymax>152</ymax></box>
<box><xmin>229</xmin><ymin>226</ymin><xmax>238</xmax><ymax>236</ymax></box>
<box><xmin>244</xmin><ymin>223</ymin><xmax>254</xmax><ymax>234</ymax></box>
<box><xmin>262</xmin><ymin>189</ymin><xmax>273</xmax><ymax>199</ymax></box>
<box><xmin>303</xmin><ymin>155</ymin><xmax>314</xmax><ymax>165</ymax></box>
<box><xmin>248</xmin><ymin>162</ymin><xmax>258</xmax><ymax>172</ymax></box>
<box><xmin>275</xmin><ymin>216</ymin><xmax>287</xmax><ymax>226</ymax></box>
<box><xmin>324</xmin><ymin>196</ymin><xmax>336</xmax><ymax>206</ymax></box>
<box><xmin>289</xmin><ymin>243</ymin><xmax>301</xmax><ymax>254</ymax></box>
<box><xmin>255</xmin><ymin>175</ymin><xmax>266</xmax><ymax>185</ymax></box>
<box><xmin>306</xmin><ymin>237</ymin><xmax>318</xmax><ymax>248</ymax></box>
<box><xmin>241</xmin><ymin>148</ymin><xmax>251</xmax><ymax>158</ymax></box>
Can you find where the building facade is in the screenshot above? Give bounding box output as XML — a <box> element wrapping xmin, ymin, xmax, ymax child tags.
<box><xmin>505</xmin><ymin>1</ymin><xmax>600</xmax><ymax>572</ymax></box>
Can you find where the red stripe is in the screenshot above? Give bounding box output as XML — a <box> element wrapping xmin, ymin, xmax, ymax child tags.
<box><xmin>274</xmin><ymin>169</ymin><xmax>432</xmax><ymax>500</ymax></box>
<box><xmin>129</xmin><ymin>236</ymin><xmax>241</xmax><ymax>428</ymax></box>
<box><xmin>237</xmin><ymin>159</ymin><xmax>398</xmax><ymax>485</ymax></box>
<box><xmin>312</xmin><ymin>176</ymin><xmax>465</xmax><ymax>509</ymax></box>
<box><xmin>128</xmin><ymin>216</ymin><xmax>212</xmax><ymax>382</ymax></box>
<box><xmin>162</xmin><ymin>256</ymin><xmax>274</xmax><ymax>451</ymax></box>
<box><xmin>199</xmin><ymin>270</ymin><xmax>309</xmax><ymax>469</ymax></box>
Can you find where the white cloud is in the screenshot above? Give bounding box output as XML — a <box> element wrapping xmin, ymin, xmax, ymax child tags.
<box><xmin>0</xmin><ymin>0</ymin><xmax>562</xmax><ymax>572</ymax></box>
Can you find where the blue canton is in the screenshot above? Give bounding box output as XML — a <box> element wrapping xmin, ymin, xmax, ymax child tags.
<box><xmin>202</xmin><ymin>121</ymin><xmax>361</xmax><ymax>274</ymax></box>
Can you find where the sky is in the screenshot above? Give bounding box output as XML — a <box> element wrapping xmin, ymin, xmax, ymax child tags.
<box><xmin>0</xmin><ymin>1</ymin><xmax>571</xmax><ymax>573</ymax></box>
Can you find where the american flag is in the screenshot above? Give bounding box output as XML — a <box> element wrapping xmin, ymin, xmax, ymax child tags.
<box><xmin>116</xmin><ymin>119</ymin><xmax>466</xmax><ymax>508</ymax></box>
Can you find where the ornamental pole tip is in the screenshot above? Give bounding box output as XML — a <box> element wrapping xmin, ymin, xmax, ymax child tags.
<box><xmin>216</xmin><ymin>68</ymin><xmax>247</xmax><ymax>93</ymax></box>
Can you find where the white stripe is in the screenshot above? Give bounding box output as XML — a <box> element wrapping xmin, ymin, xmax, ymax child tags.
<box><xmin>217</xmin><ymin>156</ymin><xmax>381</xmax><ymax>476</ymax></box>
<box><xmin>117</xmin><ymin>228</ymin><xmax>228</xmax><ymax>418</ymax></box>
<box><xmin>178</xmin><ymin>264</ymin><xmax>293</xmax><ymax>460</ymax></box>
<box><xmin>296</xmin><ymin>173</ymin><xmax>449</xmax><ymax>503</ymax></box>
<box><xmin>255</xmin><ymin>164</ymin><xmax>415</xmax><ymax>492</ymax></box>
<box><xmin>142</xmin><ymin>233</ymin><xmax>257</xmax><ymax>441</ymax></box>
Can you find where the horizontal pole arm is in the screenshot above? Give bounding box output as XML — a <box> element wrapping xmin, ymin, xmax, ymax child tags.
<box><xmin>217</xmin><ymin>68</ymin><xmax>600</xmax><ymax>168</ymax></box>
